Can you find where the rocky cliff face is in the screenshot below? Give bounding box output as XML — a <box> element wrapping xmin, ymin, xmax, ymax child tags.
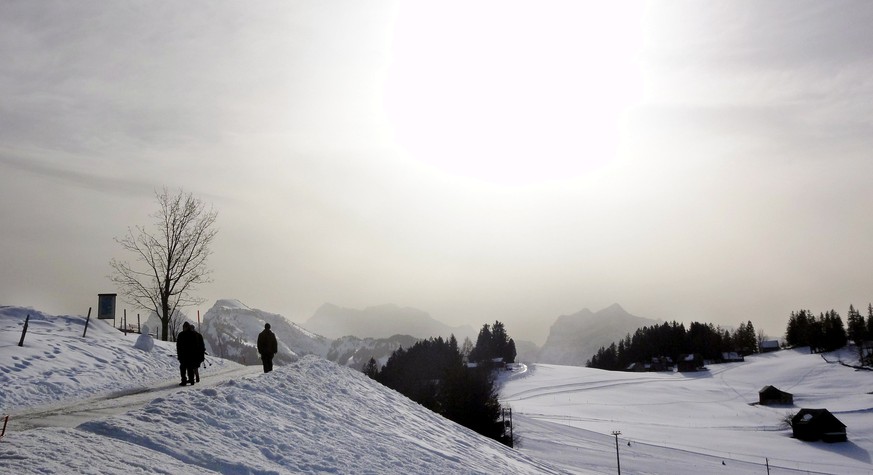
<box><xmin>200</xmin><ymin>299</ymin><xmax>331</xmax><ymax>366</ymax></box>
<box><xmin>198</xmin><ymin>300</ymin><xmax>423</xmax><ymax>370</ymax></box>
<box><xmin>538</xmin><ymin>304</ymin><xmax>660</xmax><ymax>366</ymax></box>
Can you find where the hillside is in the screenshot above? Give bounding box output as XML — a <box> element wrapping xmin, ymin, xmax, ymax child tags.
<box><xmin>537</xmin><ymin>303</ymin><xmax>660</xmax><ymax>365</ymax></box>
<box><xmin>0</xmin><ymin>305</ymin><xmax>565</xmax><ymax>474</ymax></box>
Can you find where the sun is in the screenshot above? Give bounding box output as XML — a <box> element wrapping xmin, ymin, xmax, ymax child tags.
<box><xmin>384</xmin><ymin>1</ymin><xmax>645</xmax><ymax>186</ymax></box>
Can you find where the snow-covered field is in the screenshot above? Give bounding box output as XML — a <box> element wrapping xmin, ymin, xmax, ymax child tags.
<box><xmin>501</xmin><ymin>349</ymin><xmax>873</xmax><ymax>474</ymax></box>
<box><xmin>2</xmin><ymin>305</ymin><xmax>872</xmax><ymax>474</ymax></box>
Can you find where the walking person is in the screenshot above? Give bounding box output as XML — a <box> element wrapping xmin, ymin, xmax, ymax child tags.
<box><xmin>257</xmin><ymin>323</ymin><xmax>278</xmax><ymax>373</ymax></box>
<box><xmin>176</xmin><ymin>322</ymin><xmax>198</xmax><ymax>386</ymax></box>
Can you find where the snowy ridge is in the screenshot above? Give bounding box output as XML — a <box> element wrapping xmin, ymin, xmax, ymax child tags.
<box><xmin>0</xmin><ymin>306</ymin><xmax>565</xmax><ymax>473</ymax></box>
<box><xmin>0</xmin><ymin>306</ymin><xmax>239</xmax><ymax>412</ymax></box>
<box><xmin>68</xmin><ymin>356</ymin><xmax>561</xmax><ymax>474</ymax></box>
<box><xmin>200</xmin><ymin>300</ymin><xmax>332</xmax><ymax>365</ymax></box>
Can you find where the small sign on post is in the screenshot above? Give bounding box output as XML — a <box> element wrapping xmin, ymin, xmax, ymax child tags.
<box><xmin>97</xmin><ymin>293</ymin><xmax>117</xmax><ymax>320</ymax></box>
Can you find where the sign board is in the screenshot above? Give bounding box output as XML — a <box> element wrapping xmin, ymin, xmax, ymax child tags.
<box><xmin>97</xmin><ymin>293</ymin><xmax>117</xmax><ymax>320</ymax></box>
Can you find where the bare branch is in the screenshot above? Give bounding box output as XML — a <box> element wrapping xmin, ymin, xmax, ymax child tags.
<box><xmin>109</xmin><ymin>187</ymin><xmax>218</xmax><ymax>341</ymax></box>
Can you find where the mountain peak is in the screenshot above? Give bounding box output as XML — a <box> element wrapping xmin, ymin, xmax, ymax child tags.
<box><xmin>601</xmin><ymin>303</ymin><xmax>625</xmax><ymax>313</ymax></box>
<box><xmin>539</xmin><ymin>304</ymin><xmax>661</xmax><ymax>366</ymax></box>
<box><xmin>212</xmin><ymin>299</ymin><xmax>250</xmax><ymax>310</ymax></box>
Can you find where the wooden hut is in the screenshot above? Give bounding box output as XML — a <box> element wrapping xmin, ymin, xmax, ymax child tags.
<box><xmin>677</xmin><ymin>354</ymin><xmax>701</xmax><ymax>372</ymax></box>
<box><xmin>760</xmin><ymin>339</ymin><xmax>780</xmax><ymax>353</ymax></box>
<box><xmin>792</xmin><ymin>409</ymin><xmax>847</xmax><ymax>443</ymax></box>
<box><xmin>758</xmin><ymin>385</ymin><xmax>793</xmax><ymax>405</ymax></box>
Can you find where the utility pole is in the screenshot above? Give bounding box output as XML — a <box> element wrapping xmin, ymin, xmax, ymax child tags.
<box><xmin>612</xmin><ymin>431</ymin><xmax>622</xmax><ymax>475</ymax></box>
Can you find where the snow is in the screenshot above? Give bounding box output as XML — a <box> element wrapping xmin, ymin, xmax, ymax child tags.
<box><xmin>3</xmin><ymin>305</ymin><xmax>873</xmax><ymax>474</ymax></box>
<box><xmin>501</xmin><ymin>349</ymin><xmax>873</xmax><ymax>474</ymax></box>
<box><xmin>0</xmin><ymin>306</ymin><xmax>562</xmax><ymax>474</ymax></box>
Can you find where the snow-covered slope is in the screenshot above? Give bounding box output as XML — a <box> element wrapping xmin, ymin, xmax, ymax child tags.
<box><xmin>0</xmin><ymin>306</ymin><xmax>239</xmax><ymax>412</ymax></box>
<box><xmin>1</xmin><ymin>306</ymin><xmax>566</xmax><ymax>474</ymax></box>
<box><xmin>200</xmin><ymin>299</ymin><xmax>331</xmax><ymax>365</ymax></box>
<box><xmin>502</xmin><ymin>347</ymin><xmax>873</xmax><ymax>474</ymax></box>
<box><xmin>6</xmin><ymin>304</ymin><xmax>873</xmax><ymax>474</ymax></box>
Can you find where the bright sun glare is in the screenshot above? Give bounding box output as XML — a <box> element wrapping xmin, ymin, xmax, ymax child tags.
<box><xmin>384</xmin><ymin>1</ymin><xmax>645</xmax><ymax>186</ymax></box>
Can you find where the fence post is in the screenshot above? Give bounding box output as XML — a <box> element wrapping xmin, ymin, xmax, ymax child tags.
<box><xmin>0</xmin><ymin>414</ymin><xmax>9</xmax><ymax>441</ymax></box>
<box><xmin>83</xmin><ymin>307</ymin><xmax>92</xmax><ymax>337</ymax></box>
<box><xmin>17</xmin><ymin>314</ymin><xmax>30</xmax><ymax>347</ymax></box>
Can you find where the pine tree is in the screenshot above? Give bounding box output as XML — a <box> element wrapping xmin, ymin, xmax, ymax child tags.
<box><xmin>469</xmin><ymin>324</ymin><xmax>493</xmax><ymax>363</ymax></box>
<box><xmin>847</xmin><ymin>304</ymin><xmax>865</xmax><ymax>346</ymax></box>
<box><xmin>362</xmin><ymin>357</ymin><xmax>379</xmax><ymax>379</ymax></box>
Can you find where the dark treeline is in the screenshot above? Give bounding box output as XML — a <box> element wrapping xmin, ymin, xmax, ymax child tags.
<box><xmin>782</xmin><ymin>304</ymin><xmax>873</xmax><ymax>353</ymax></box>
<box><xmin>590</xmin><ymin>303</ymin><xmax>873</xmax><ymax>372</ymax></box>
<box><xmin>364</xmin><ymin>321</ymin><xmax>516</xmax><ymax>446</ymax></box>
<box><xmin>587</xmin><ymin>320</ymin><xmax>758</xmax><ymax>371</ymax></box>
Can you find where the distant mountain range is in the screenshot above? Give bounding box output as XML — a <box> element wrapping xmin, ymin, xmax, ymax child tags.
<box><xmin>198</xmin><ymin>300</ymin><xmax>421</xmax><ymax>371</ymax></box>
<box><xmin>537</xmin><ymin>303</ymin><xmax>661</xmax><ymax>366</ymax></box>
<box><xmin>304</xmin><ymin>303</ymin><xmax>476</xmax><ymax>341</ymax></box>
<box><xmin>201</xmin><ymin>299</ymin><xmax>331</xmax><ymax>366</ymax></box>
<box><xmin>195</xmin><ymin>299</ymin><xmax>657</xmax><ymax>371</ymax></box>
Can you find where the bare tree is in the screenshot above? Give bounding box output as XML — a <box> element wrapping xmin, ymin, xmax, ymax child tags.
<box><xmin>110</xmin><ymin>187</ymin><xmax>217</xmax><ymax>341</ymax></box>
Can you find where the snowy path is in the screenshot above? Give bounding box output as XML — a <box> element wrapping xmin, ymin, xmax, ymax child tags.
<box><xmin>8</xmin><ymin>364</ymin><xmax>263</xmax><ymax>431</ymax></box>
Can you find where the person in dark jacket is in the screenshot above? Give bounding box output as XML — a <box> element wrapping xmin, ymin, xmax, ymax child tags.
<box><xmin>176</xmin><ymin>322</ymin><xmax>198</xmax><ymax>386</ymax></box>
<box><xmin>257</xmin><ymin>323</ymin><xmax>278</xmax><ymax>373</ymax></box>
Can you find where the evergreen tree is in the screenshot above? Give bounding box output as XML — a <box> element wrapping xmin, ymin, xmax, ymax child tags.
<box><xmin>469</xmin><ymin>321</ymin><xmax>515</xmax><ymax>365</ymax></box>
<box><xmin>820</xmin><ymin>310</ymin><xmax>847</xmax><ymax>351</ymax></box>
<box><xmin>373</xmin><ymin>323</ymin><xmax>517</xmax><ymax>446</ymax></box>
<box><xmin>362</xmin><ymin>357</ymin><xmax>379</xmax><ymax>379</ymax></box>
<box><xmin>505</xmin><ymin>338</ymin><xmax>517</xmax><ymax>364</ymax></box>
<box><xmin>847</xmin><ymin>304</ymin><xmax>865</xmax><ymax>345</ymax></box>
<box><xmin>460</xmin><ymin>337</ymin><xmax>474</xmax><ymax>362</ymax></box>
<box><xmin>469</xmin><ymin>324</ymin><xmax>493</xmax><ymax>363</ymax></box>
<box><xmin>866</xmin><ymin>304</ymin><xmax>873</xmax><ymax>342</ymax></box>
<box><xmin>733</xmin><ymin>321</ymin><xmax>757</xmax><ymax>355</ymax></box>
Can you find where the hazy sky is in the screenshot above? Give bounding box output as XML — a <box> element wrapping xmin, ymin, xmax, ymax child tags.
<box><xmin>3</xmin><ymin>1</ymin><xmax>873</xmax><ymax>345</ymax></box>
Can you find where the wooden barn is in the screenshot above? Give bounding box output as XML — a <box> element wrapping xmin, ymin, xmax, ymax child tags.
<box><xmin>792</xmin><ymin>408</ymin><xmax>847</xmax><ymax>443</ymax></box>
<box><xmin>759</xmin><ymin>385</ymin><xmax>793</xmax><ymax>405</ymax></box>
<box><xmin>677</xmin><ymin>354</ymin><xmax>701</xmax><ymax>372</ymax></box>
<box><xmin>760</xmin><ymin>339</ymin><xmax>780</xmax><ymax>353</ymax></box>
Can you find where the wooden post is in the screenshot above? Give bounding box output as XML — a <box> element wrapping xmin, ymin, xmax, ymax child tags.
<box><xmin>123</xmin><ymin>309</ymin><xmax>127</xmax><ymax>335</ymax></box>
<box><xmin>17</xmin><ymin>314</ymin><xmax>30</xmax><ymax>347</ymax></box>
<box><xmin>509</xmin><ymin>407</ymin><xmax>515</xmax><ymax>447</ymax></box>
<box><xmin>612</xmin><ymin>430</ymin><xmax>622</xmax><ymax>475</ymax></box>
<box><xmin>137</xmin><ymin>314</ymin><xmax>141</xmax><ymax>334</ymax></box>
<box><xmin>0</xmin><ymin>414</ymin><xmax>9</xmax><ymax>441</ymax></box>
<box><xmin>197</xmin><ymin>310</ymin><xmax>201</xmax><ymax>333</ymax></box>
<box><xmin>82</xmin><ymin>307</ymin><xmax>92</xmax><ymax>337</ymax></box>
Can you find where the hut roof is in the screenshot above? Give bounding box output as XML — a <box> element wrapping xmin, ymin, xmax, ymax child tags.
<box><xmin>792</xmin><ymin>409</ymin><xmax>846</xmax><ymax>429</ymax></box>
